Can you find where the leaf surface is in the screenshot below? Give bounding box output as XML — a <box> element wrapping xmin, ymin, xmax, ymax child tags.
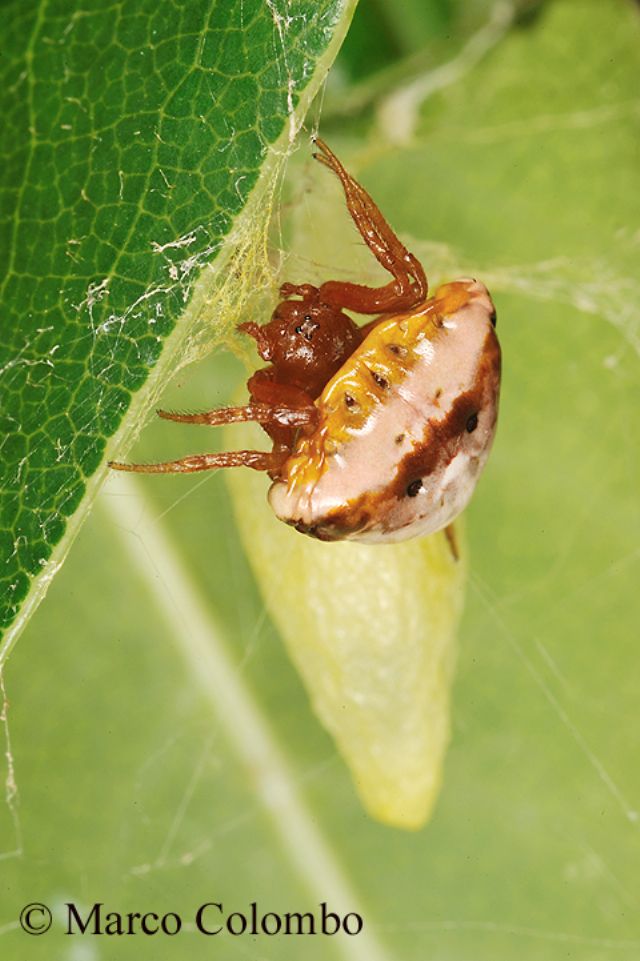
<box><xmin>0</xmin><ymin>0</ymin><xmax>356</xmax><ymax>648</ymax></box>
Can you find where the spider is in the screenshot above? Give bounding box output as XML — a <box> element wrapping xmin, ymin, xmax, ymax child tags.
<box><xmin>110</xmin><ymin>139</ymin><xmax>500</xmax><ymax>545</ymax></box>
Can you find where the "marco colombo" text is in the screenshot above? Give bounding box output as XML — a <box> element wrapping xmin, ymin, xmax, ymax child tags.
<box><xmin>64</xmin><ymin>901</ymin><xmax>364</xmax><ymax>937</ymax></box>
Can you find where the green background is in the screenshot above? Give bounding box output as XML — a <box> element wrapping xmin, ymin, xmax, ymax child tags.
<box><xmin>2</xmin><ymin>1</ymin><xmax>639</xmax><ymax>958</ymax></box>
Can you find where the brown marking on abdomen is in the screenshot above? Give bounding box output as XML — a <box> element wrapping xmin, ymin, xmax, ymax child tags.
<box><xmin>389</xmin><ymin>327</ymin><xmax>500</xmax><ymax>500</ymax></box>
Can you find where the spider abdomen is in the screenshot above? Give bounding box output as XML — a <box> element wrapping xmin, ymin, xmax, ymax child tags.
<box><xmin>268</xmin><ymin>279</ymin><xmax>500</xmax><ymax>543</ymax></box>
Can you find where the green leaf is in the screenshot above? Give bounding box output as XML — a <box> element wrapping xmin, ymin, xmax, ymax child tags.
<box><xmin>0</xmin><ymin>0</ymin><xmax>357</xmax><ymax>651</ymax></box>
<box><xmin>2</xmin><ymin>1</ymin><xmax>640</xmax><ymax>959</ymax></box>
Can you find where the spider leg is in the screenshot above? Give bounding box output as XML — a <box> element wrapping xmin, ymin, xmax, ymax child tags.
<box><xmin>313</xmin><ymin>140</ymin><xmax>421</xmax><ymax>280</ymax></box>
<box><xmin>312</xmin><ymin>137</ymin><xmax>427</xmax><ymax>314</ymax></box>
<box><xmin>444</xmin><ymin>523</ymin><xmax>459</xmax><ymax>562</ymax></box>
<box><xmin>156</xmin><ymin>403</ymin><xmax>317</xmax><ymax>430</ymax></box>
<box><xmin>237</xmin><ymin>321</ymin><xmax>274</xmax><ymax>360</ymax></box>
<box><xmin>279</xmin><ymin>282</ymin><xmax>319</xmax><ymax>299</ymax></box>
<box><xmin>109</xmin><ymin>449</ymin><xmax>286</xmax><ymax>475</ymax></box>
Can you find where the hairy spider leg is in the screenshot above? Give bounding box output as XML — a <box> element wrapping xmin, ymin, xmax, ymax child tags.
<box><xmin>109</xmin><ymin>449</ymin><xmax>286</xmax><ymax>474</ymax></box>
<box><xmin>156</xmin><ymin>403</ymin><xmax>316</xmax><ymax>430</ymax></box>
<box><xmin>314</xmin><ymin>140</ymin><xmax>417</xmax><ymax>280</ymax></box>
<box><xmin>308</xmin><ymin>138</ymin><xmax>428</xmax><ymax>314</ymax></box>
